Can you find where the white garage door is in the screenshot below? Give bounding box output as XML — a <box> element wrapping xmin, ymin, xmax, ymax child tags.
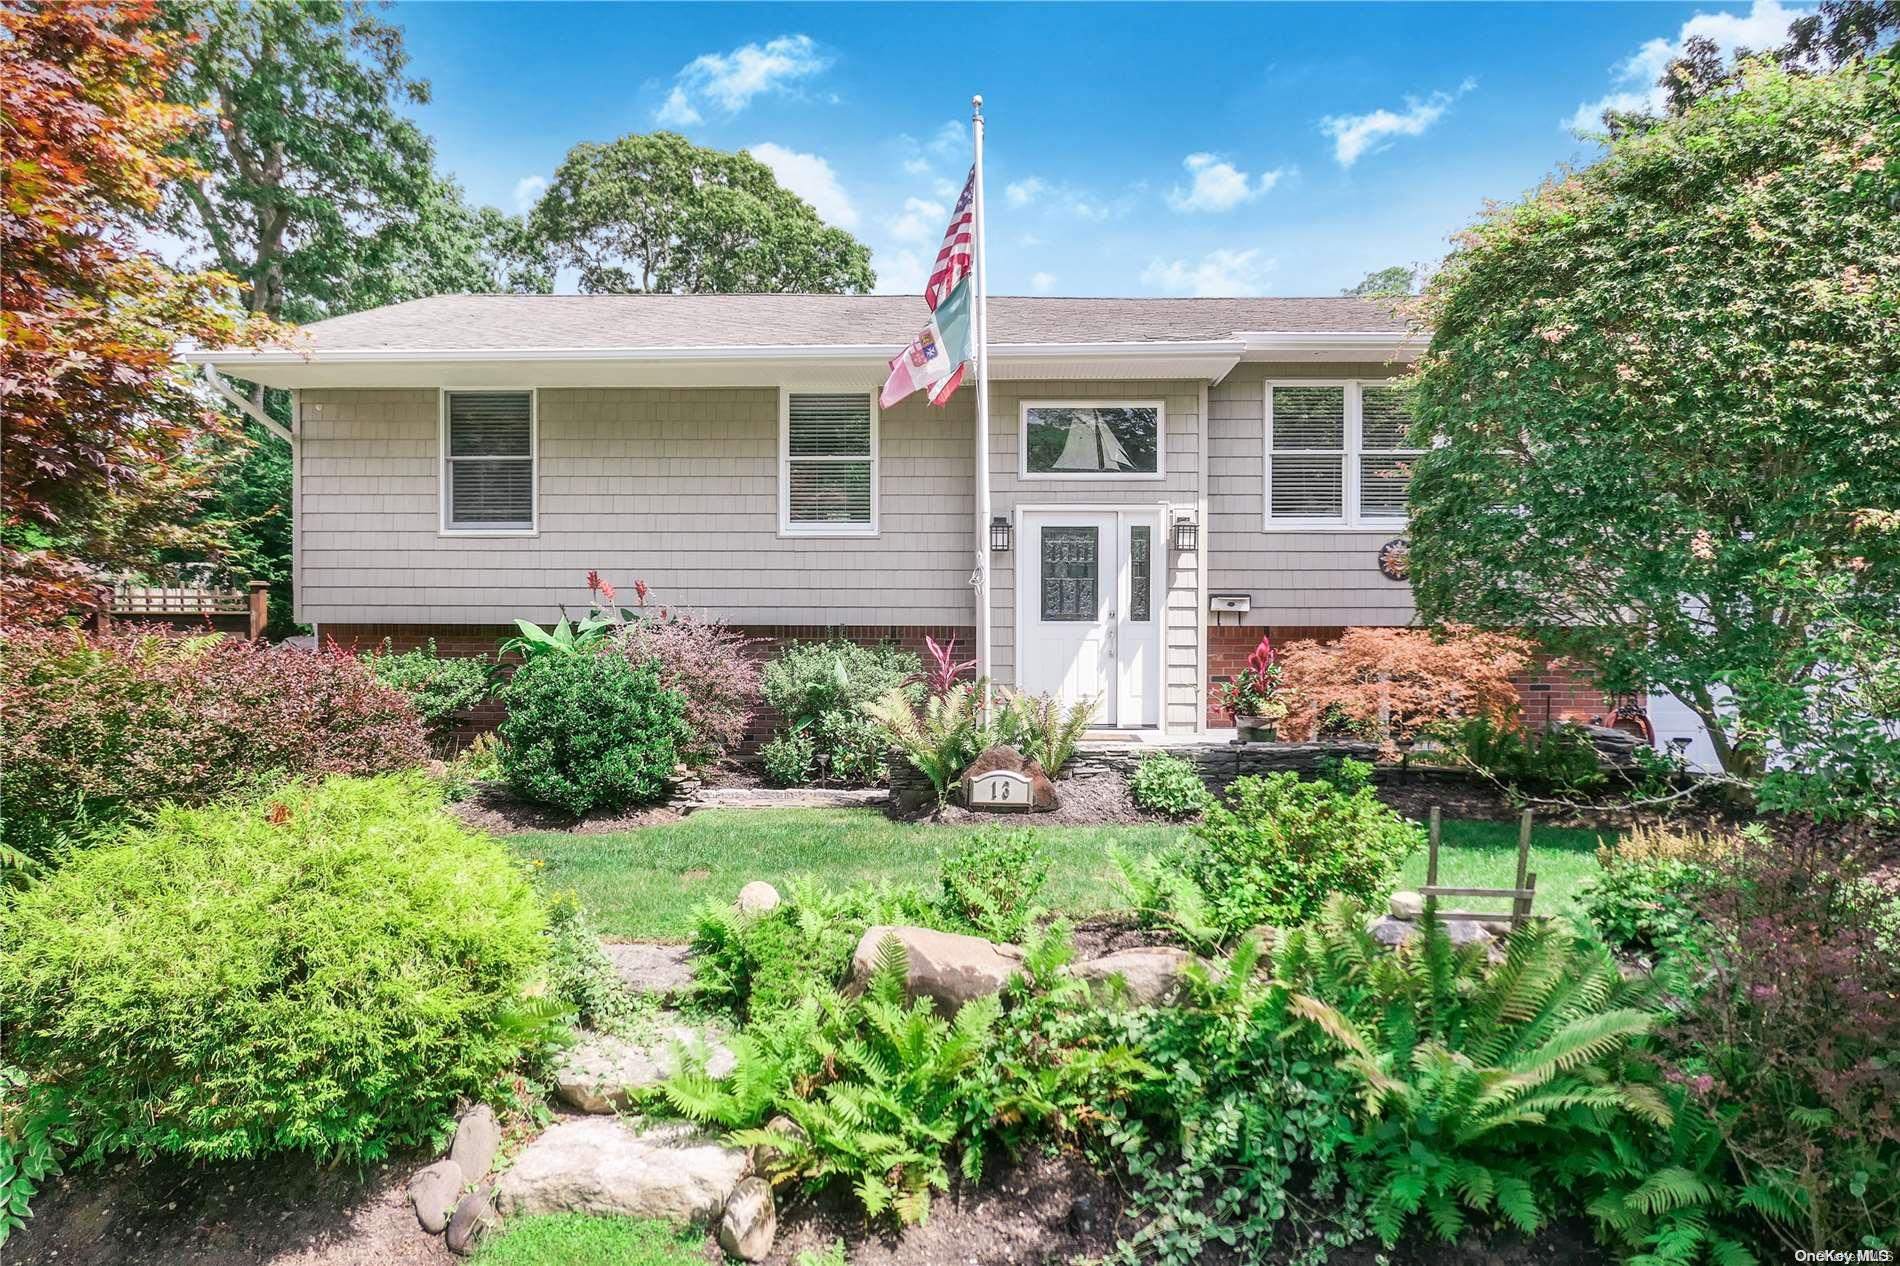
<box><xmin>1644</xmin><ymin>687</ymin><xmax>1723</xmax><ymax>773</ymax></box>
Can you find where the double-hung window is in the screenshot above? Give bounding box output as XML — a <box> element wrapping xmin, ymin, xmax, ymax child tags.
<box><xmin>1265</xmin><ymin>380</ymin><xmax>1420</xmax><ymax>527</ymax></box>
<box><xmin>781</xmin><ymin>391</ymin><xmax>877</xmax><ymax>536</ymax></box>
<box><xmin>442</xmin><ymin>390</ymin><xmax>536</xmax><ymax>534</ymax></box>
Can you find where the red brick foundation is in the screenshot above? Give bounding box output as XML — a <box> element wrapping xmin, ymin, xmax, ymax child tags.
<box><xmin>1204</xmin><ymin>624</ymin><xmax>1609</xmax><ymax>731</ymax></box>
<box><xmin>320</xmin><ymin>622</ymin><xmax>974</xmax><ymax>752</ymax></box>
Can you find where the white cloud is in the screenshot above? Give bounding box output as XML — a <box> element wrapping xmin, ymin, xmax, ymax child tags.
<box><xmin>1141</xmin><ymin>248</ymin><xmax>1277</xmax><ymax>297</ymax></box>
<box><xmin>887</xmin><ymin>196</ymin><xmax>946</xmax><ymax>243</ymax></box>
<box><xmin>654</xmin><ymin>34</ymin><xmax>828</xmax><ymax>124</ymax></box>
<box><xmin>747</xmin><ymin>142</ymin><xmax>858</xmax><ymax>229</ymax></box>
<box><xmin>1166</xmin><ymin>153</ymin><xmax>1284</xmax><ymax>212</ymax></box>
<box><xmin>1564</xmin><ymin>0</ymin><xmax>1805</xmax><ymax>132</ymax></box>
<box><xmin>1322</xmin><ymin>80</ymin><xmax>1474</xmax><ymax>168</ymax></box>
<box><xmin>1005</xmin><ymin>177</ymin><xmax>1047</xmax><ymax>208</ymax></box>
<box><xmin>511</xmin><ymin>175</ymin><xmax>548</xmax><ymax>212</ymax></box>
<box><xmin>1005</xmin><ymin>175</ymin><xmax>1111</xmax><ymax>220</ymax></box>
<box><xmin>1030</xmin><ymin>271</ymin><xmax>1057</xmax><ymax>294</ymax></box>
<box><xmin>873</xmin><ymin>247</ymin><xmax>928</xmax><ymax>295</ymax></box>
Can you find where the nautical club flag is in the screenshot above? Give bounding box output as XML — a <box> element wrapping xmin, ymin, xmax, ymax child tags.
<box><xmin>880</xmin><ymin>169</ymin><xmax>976</xmax><ymax>408</ymax></box>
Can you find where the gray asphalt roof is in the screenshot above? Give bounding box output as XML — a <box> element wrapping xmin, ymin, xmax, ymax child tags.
<box><xmin>287</xmin><ymin>293</ymin><xmax>1411</xmax><ymax>351</ymax></box>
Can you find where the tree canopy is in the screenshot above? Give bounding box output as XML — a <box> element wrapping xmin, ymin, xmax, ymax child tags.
<box><xmin>1</xmin><ymin>0</ymin><xmax>274</xmax><ymax>621</ymax></box>
<box><xmin>530</xmin><ymin>131</ymin><xmax>875</xmax><ymax>294</ymax></box>
<box><xmin>1406</xmin><ymin>56</ymin><xmax>1900</xmax><ymax>797</ymax></box>
<box><xmin>1343</xmin><ymin>265</ymin><xmax>1418</xmax><ymax>298</ymax></box>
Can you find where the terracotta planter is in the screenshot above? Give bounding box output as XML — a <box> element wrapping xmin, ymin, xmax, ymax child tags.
<box><xmin>1234</xmin><ymin>715</ymin><xmax>1279</xmax><ymax>743</ymax></box>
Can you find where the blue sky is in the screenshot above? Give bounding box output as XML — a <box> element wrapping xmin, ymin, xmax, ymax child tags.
<box><xmin>389</xmin><ymin>0</ymin><xmax>1808</xmax><ymax>297</ymax></box>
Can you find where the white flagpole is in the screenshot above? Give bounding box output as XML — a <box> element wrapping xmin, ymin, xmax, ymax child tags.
<box><xmin>971</xmin><ymin>94</ymin><xmax>993</xmax><ymax>716</ymax></box>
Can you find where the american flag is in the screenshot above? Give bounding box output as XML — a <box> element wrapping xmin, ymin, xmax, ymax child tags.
<box><xmin>924</xmin><ymin>167</ymin><xmax>976</xmax><ymax>312</ymax></box>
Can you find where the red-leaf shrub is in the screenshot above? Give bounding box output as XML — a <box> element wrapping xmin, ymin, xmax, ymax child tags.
<box><xmin>614</xmin><ymin>610</ymin><xmax>758</xmax><ymax>766</ymax></box>
<box><xmin>0</xmin><ymin>625</ymin><xmax>428</xmax><ymax>857</ymax></box>
<box><xmin>1661</xmin><ymin>818</ymin><xmax>1900</xmax><ymax>1252</ymax></box>
<box><xmin>1276</xmin><ymin>625</ymin><xmax>1533</xmax><ymax>744</ymax></box>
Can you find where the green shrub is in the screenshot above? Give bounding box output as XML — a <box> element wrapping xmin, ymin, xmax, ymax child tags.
<box><xmin>1580</xmin><ymin>824</ymin><xmax>1741</xmax><ymax>954</ymax></box>
<box><xmin>1281</xmin><ymin>898</ymin><xmax>1665</xmax><ymax>1247</ymax></box>
<box><xmin>1128</xmin><ymin>753</ymin><xmax>1210</xmax><ymax>818</ymax></box>
<box><xmin>544</xmin><ymin>892</ymin><xmax>649</xmax><ymax>1036</ymax></box>
<box><xmin>1445</xmin><ymin>715</ymin><xmax>1605</xmax><ymax>797</ymax></box>
<box><xmin>499</xmin><ymin>651</ymin><xmax>689</xmax><ymax>814</ymax></box>
<box><xmin>936</xmin><ymin>829</ymin><xmax>1050</xmax><ymax>943</ymax></box>
<box><xmin>0</xmin><ymin>775</ymin><xmax>554</xmax><ymax>1168</ymax></box>
<box><xmin>1124</xmin><ymin>760</ymin><xmax>1423</xmax><ymax>941</ymax></box>
<box><xmin>360</xmin><ymin>639</ymin><xmax>491</xmax><ymax>745</ymax></box>
<box><xmin>760</xmin><ymin>639</ymin><xmax>920</xmax><ymax>784</ymax></box>
<box><xmin>760</xmin><ymin>731</ymin><xmax>815</xmax><ymax>788</ymax></box>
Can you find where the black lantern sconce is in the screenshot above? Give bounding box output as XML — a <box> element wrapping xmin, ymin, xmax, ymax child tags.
<box><xmin>990</xmin><ymin>516</ymin><xmax>1012</xmax><ymax>552</ymax></box>
<box><xmin>1172</xmin><ymin>514</ymin><xmax>1199</xmax><ymax>553</ymax></box>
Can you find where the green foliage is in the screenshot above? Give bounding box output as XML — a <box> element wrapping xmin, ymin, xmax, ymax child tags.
<box><xmin>501</xmin><ymin>616</ymin><xmax>615</xmax><ymax>662</ymax></box>
<box><xmin>530</xmin><ymin>131</ymin><xmax>876</xmax><ymax>294</ymax></box>
<box><xmin>1407</xmin><ymin>57</ymin><xmax>1900</xmax><ymax>782</ymax></box>
<box><xmin>1124</xmin><ymin>762</ymin><xmax>1424</xmax><ymax>941</ymax></box>
<box><xmin>361</xmin><ymin>639</ymin><xmax>491</xmax><ymax>744</ymax></box>
<box><xmin>1447</xmin><ymin>716</ymin><xmax>1606</xmax><ymax>798</ymax></box>
<box><xmin>994</xmin><ymin>686</ymin><xmax>1097</xmax><ymax>774</ymax></box>
<box><xmin>793</xmin><ymin>1242</ymin><xmax>849</xmax><ymax>1266</ymax></box>
<box><xmin>936</xmin><ymin>829</ymin><xmax>1050</xmax><ymax>943</ymax></box>
<box><xmin>677</xmin><ymin>938</ymin><xmax>1002</xmax><ymax>1226</ymax></box>
<box><xmin>0</xmin><ymin>775</ymin><xmax>554</xmax><ymax>1170</ymax></box>
<box><xmin>0</xmin><ymin>1064</ymin><xmax>73</xmax><ymax>1245</ymax></box>
<box><xmin>864</xmin><ymin>681</ymin><xmax>986</xmax><ymax>806</ymax></box>
<box><xmin>762</xmin><ymin>639</ymin><xmax>920</xmax><ymax>785</ymax></box>
<box><xmin>1582</xmin><ymin>1086</ymin><xmax>1761</xmax><ymax>1266</ymax></box>
<box><xmin>1129</xmin><ymin>753</ymin><xmax>1212</xmax><ymax>819</ymax></box>
<box><xmin>466</xmin><ymin>1213</ymin><xmax>706</xmax><ymax>1266</ymax></box>
<box><xmin>498</xmin><ymin>651</ymin><xmax>689</xmax><ymax>815</ymax></box>
<box><xmin>544</xmin><ymin>892</ymin><xmax>649</xmax><ymax>1036</ymax></box>
<box><xmin>761</xmin><ymin>730</ymin><xmax>816</xmax><ymax>788</ymax></box>
<box><xmin>1279</xmin><ymin>897</ymin><xmax>1666</xmax><ymax>1247</ymax></box>
<box><xmin>689</xmin><ymin>878</ymin><xmax>940</xmax><ymax>1023</ymax></box>
<box><xmin>1579</xmin><ymin>824</ymin><xmax>1744</xmax><ymax>954</ymax></box>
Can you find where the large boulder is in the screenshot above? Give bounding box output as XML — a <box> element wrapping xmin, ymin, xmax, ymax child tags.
<box><xmin>1068</xmin><ymin>946</ymin><xmax>1207</xmax><ymax>1007</ymax></box>
<box><xmin>959</xmin><ymin>745</ymin><xmax>1058</xmax><ymax>811</ymax></box>
<box><xmin>497</xmin><ymin>1117</ymin><xmax>749</xmax><ymax>1225</ymax></box>
<box><xmin>553</xmin><ymin>1021</ymin><xmax>736</xmax><ymax>1114</ymax></box>
<box><xmin>850</xmin><ymin>924</ymin><xmax>1023</xmax><ymax>1016</ymax></box>
<box><xmin>1368</xmin><ymin>914</ymin><xmax>1495</xmax><ymax>949</ymax></box>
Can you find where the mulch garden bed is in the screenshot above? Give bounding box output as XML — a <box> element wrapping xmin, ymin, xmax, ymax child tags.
<box><xmin>913</xmin><ymin>768</ymin><xmax>1186</xmax><ymax>828</ymax></box>
<box><xmin>447</xmin><ymin>782</ymin><xmax>692</xmax><ymax>835</ymax></box>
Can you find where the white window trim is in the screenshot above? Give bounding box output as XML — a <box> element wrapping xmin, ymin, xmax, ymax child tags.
<box><xmin>779</xmin><ymin>387</ymin><xmax>880</xmax><ymax>539</ymax></box>
<box><xmin>439</xmin><ymin>387</ymin><xmax>538</xmax><ymax>538</ymax></box>
<box><xmin>1262</xmin><ymin>378</ymin><xmax>1419</xmax><ymax>531</ymax></box>
<box><xmin>1018</xmin><ymin>400</ymin><xmax>1167</xmax><ymax>482</ymax></box>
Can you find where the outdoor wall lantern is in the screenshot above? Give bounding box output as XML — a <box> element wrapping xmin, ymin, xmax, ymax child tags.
<box><xmin>990</xmin><ymin>516</ymin><xmax>1012</xmax><ymax>552</ymax></box>
<box><xmin>1172</xmin><ymin>514</ymin><xmax>1199</xmax><ymax>552</ymax></box>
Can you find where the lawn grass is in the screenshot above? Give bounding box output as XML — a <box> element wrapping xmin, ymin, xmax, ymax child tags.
<box><xmin>467</xmin><ymin>1213</ymin><xmax>705</xmax><ymax>1266</ymax></box>
<box><xmin>508</xmin><ymin>807</ymin><xmax>1613</xmax><ymax>941</ymax></box>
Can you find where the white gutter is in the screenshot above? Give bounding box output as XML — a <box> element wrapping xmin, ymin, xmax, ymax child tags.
<box><xmin>179</xmin><ymin>338</ymin><xmax>1247</xmax><ymax>367</ymax></box>
<box><xmin>201</xmin><ymin>362</ymin><xmax>294</xmax><ymax>444</ymax></box>
<box><xmin>1235</xmin><ymin>330</ymin><xmax>1424</xmax><ymax>358</ymax></box>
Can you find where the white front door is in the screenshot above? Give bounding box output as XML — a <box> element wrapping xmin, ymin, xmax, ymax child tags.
<box><xmin>1017</xmin><ymin>509</ymin><xmax>1164</xmax><ymax>728</ymax></box>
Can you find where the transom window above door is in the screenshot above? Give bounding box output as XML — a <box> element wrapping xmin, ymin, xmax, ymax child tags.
<box><xmin>781</xmin><ymin>391</ymin><xmax>878</xmax><ymax>536</ymax></box>
<box><xmin>1265</xmin><ymin>381</ymin><xmax>1421</xmax><ymax>528</ymax></box>
<box><xmin>1021</xmin><ymin>402</ymin><xmax>1164</xmax><ymax>479</ymax></box>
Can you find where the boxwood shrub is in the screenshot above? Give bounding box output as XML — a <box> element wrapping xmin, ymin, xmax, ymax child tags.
<box><xmin>499</xmin><ymin>651</ymin><xmax>690</xmax><ymax>814</ymax></box>
<box><xmin>0</xmin><ymin>775</ymin><xmax>552</xmax><ymax>1164</ymax></box>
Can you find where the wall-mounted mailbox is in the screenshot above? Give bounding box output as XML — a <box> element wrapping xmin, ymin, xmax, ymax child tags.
<box><xmin>1208</xmin><ymin>593</ymin><xmax>1252</xmax><ymax>613</ymax></box>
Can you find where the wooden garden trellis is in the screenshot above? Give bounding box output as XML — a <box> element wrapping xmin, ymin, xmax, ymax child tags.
<box><xmin>1422</xmin><ymin>805</ymin><xmax>1538</xmax><ymax>929</ymax></box>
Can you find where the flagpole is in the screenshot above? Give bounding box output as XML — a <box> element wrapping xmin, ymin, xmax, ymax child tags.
<box><xmin>971</xmin><ymin>94</ymin><xmax>993</xmax><ymax>716</ymax></box>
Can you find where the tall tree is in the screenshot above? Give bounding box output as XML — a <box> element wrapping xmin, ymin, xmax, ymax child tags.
<box><xmin>1343</xmin><ymin>265</ymin><xmax>1418</xmax><ymax>298</ymax></box>
<box><xmin>1406</xmin><ymin>58</ymin><xmax>1900</xmax><ymax>794</ymax></box>
<box><xmin>1</xmin><ymin>0</ymin><xmax>273</xmax><ymax>622</ymax></box>
<box><xmin>531</xmin><ymin>132</ymin><xmax>875</xmax><ymax>294</ymax></box>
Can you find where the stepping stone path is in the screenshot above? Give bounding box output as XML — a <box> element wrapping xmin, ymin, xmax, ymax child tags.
<box><xmin>497</xmin><ymin>1117</ymin><xmax>751</xmax><ymax>1224</ymax></box>
<box><xmin>689</xmin><ymin>786</ymin><xmax>888</xmax><ymax>810</ymax></box>
<box><xmin>1068</xmin><ymin>946</ymin><xmax>1208</xmax><ymax>1007</ymax></box>
<box><xmin>554</xmin><ymin>1022</ymin><xmax>737</xmax><ymax>1114</ymax></box>
<box><xmin>601</xmin><ymin>941</ymin><xmax>695</xmax><ymax>998</ymax></box>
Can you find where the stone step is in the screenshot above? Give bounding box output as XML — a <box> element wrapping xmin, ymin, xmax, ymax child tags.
<box><xmin>498</xmin><ymin>1117</ymin><xmax>750</xmax><ymax>1225</ymax></box>
<box><xmin>600</xmin><ymin>941</ymin><xmax>694</xmax><ymax>998</ymax></box>
<box><xmin>553</xmin><ymin>1019</ymin><xmax>736</xmax><ymax>1114</ymax></box>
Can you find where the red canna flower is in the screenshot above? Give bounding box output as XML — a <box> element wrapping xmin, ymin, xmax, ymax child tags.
<box><xmin>586</xmin><ymin>569</ymin><xmax>602</xmax><ymax>592</ymax></box>
<box><xmin>1246</xmin><ymin>634</ymin><xmax>1276</xmax><ymax>676</ymax></box>
<box><xmin>597</xmin><ymin>579</ymin><xmax>616</xmax><ymax>604</ymax></box>
<box><xmin>633</xmin><ymin>578</ymin><xmax>649</xmax><ymax>605</ymax></box>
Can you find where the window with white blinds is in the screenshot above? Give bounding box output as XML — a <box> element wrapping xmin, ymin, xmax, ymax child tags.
<box><xmin>782</xmin><ymin>391</ymin><xmax>877</xmax><ymax>535</ymax></box>
<box><xmin>443</xmin><ymin>391</ymin><xmax>535</xmax><ymax>532</ymax></box>
<box><xmin>1266</xmin><ymin>381</ymin><xmax>1419</xmax><ymax>527</ymax></box>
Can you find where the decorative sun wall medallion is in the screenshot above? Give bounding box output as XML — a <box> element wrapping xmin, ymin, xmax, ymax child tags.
<box><xmin>1377</xmin><ymin>538</ymin><xmax>1411</xmax><ymax>582</ymax></box>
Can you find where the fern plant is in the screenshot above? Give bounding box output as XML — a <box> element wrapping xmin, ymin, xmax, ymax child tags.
<box><xmin>863</xmin><ymin>681</ymin><xmax>986</xmax><ymax>806</ymax></box>
<box><xmin>995</xmin><ymin>686</ymin><xmax>1098</xmax><ymax>774</ymax></box>
<box><xmin>1278</xmin><ymin>896</ymin><xmax>1667</xmax><ymax>1247</ymax></box>
<box><xmin>667</xmin><ymin>936</ymin><xmax>1002</xmax><ymax>1227</ymax></box>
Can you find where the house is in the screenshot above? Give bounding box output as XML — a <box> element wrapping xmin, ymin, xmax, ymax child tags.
<box><xmin>187</xmin><ymin>292</ymin><xmax>1609</xmax><ymax>738</ymax></box>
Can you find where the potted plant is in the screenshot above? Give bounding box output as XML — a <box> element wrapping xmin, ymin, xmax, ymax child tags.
<box><xmin>1212</xmin><ymin>633</ymin><xmax>1289</xmax><ymax>742</ymax></box>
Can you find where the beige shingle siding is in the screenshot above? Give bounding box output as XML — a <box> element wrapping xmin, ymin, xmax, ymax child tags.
<box><xmin>1207</xmin><ymin>362</ymin><xmax>1418</xmax><ymax>627</ymax></box>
